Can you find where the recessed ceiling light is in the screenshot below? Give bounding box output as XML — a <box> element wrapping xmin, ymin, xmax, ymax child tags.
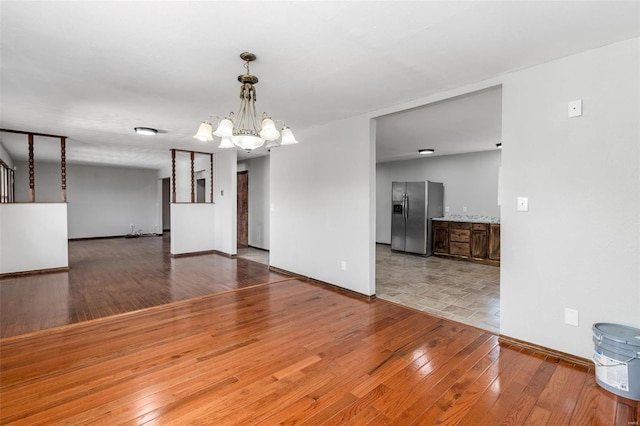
<box><xmin>134</xmin><ymin>127</ymin><xmax>158</xmax><ymax>136</ymax></box>
<box><xmin>496</xmin><ymin>143</ymin><xmax>502</xmax><ymax>148</ymax></box>
<box><xmin>418</xmin><ymin>149</ymin><xmax>435</xmax><ymax>155</ymax></box>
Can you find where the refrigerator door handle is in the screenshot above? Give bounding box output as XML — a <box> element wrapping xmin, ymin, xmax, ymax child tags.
<box><xmin>403</xmin><ymin>193</ymin><xmax>408</xmax><ymax>221</ymax></box>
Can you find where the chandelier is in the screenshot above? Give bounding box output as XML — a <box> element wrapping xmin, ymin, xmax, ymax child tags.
<box><xmin>193</xmin><ymin>52</ymin><xmax>299</xmax><ymax>152</ymax></box>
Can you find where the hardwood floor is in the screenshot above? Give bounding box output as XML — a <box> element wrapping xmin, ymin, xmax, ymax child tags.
<box><xmin>0</xmin><ymin>234</ymin><xmax>289</xmax><ymax>338</ymax></box>
<box><xmin>0</xmin><ymin>237</ymin><xmax>637</xmax><ymax>424</ymax></box>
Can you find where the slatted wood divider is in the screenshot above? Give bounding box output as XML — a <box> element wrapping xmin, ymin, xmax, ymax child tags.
<box><xmin>0</xmin><ymin>128</ymin><xmax>68</xmax><ymax>202</ymax></box>
<box><xmin>169</xmin><ymin>148</ymin><xmax>214</xmax><ymax>203</ymax></box>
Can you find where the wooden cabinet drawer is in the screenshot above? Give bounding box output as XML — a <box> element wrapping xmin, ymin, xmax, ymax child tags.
<box><xmin>450</xmin><ymin>229</ymin><xmax>470</xmax><ymax>243</ymax></box>
<box><xmin>472</xmin><ymin>223</ymin><xmax>488</xmax><ymax>231</ymax></box>
<box><xmin>450</xmin><ymin>222</ymin><xmax>471</xmax><ymax>230</ymax></box>
<box><xmin>450</xmin><ymin>242</ymin><xmax>470</xmax><ymax>256</ymax></box>
<box><xmin>433</xmin><ymin>221</ymin><xmax>449</xmax><ymax>229</ymax></box>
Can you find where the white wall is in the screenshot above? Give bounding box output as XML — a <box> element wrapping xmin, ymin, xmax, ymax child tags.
<box><xmin>157</xmin><ymin>150</ymin><xmax>235</xmax><ymax>255</ymax></box>
<box><xmin>270</xmin><ymin>115</ymin><xmax>375</xmax><ymax>296</ymax></box>
<box><xmin>213</xmin><ymin>149</ymin><xmax>237</xmax><ymax>255</ymax></box>
<box><xmin>14</xmin><ymin>162</ymin><xmax>158</xmax><ymax>238</ymax></box>
<box><xmin>376</xmin><ymin>150</ymin><xmax>501</xmax><ymax>243</ymax></box>
<box><xmin>270</xmin><ymin>37</ymin><xmax>638</xmax><ymax>359</ymax></box>
<box><xmin>500</xmin><ymin>38</ymin><xmax>639</xmax><ymax>358</ymax></box>
<box><xmin>0</xmin><ymin>143</ymin><xmax>14</xmax><ymax>168</ymax></box>
<box><xmin>170</xmin><ymin>203</ymin><xmax>215</xmax><ymax>255</ymax></box>
<box><xmin>238</xmin><ymin>156</ymin><xmax>270</xmax><ymax>250</ymax></box>
<box><xmin>0</xmin><ymin>203</ymin><xmax>68</xmax><ymax>274</ymax></box>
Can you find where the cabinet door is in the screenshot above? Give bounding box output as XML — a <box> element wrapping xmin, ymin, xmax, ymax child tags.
<box><xmin>471</xmin><ymin>230</ymin><xmax>488</xmax><ymax>259</ymax></box>
<box><xmin>433</xmin><ymin>227</ymin><xmax>449</xmax><ymax>254</ymax></box>
<box><xmin>489</xmin><ymin>224</ymin><xmax>501</xmax><ymax>260</ymax></box>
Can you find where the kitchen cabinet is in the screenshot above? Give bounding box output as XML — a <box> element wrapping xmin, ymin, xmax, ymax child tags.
<box><xmin>449</xmin><ymin>222</ymin><xmax>471</xmax><ymax>256</ymax></box>
<box><xmin>432</xmin><ymin>221</ymin><xmax>449</xmax><ymax>254</ymax></box>
<box><xmin>432</xmin><ymin>220</ymin><xmax>499</xmax><ymax>266</ymax></box>
<box><xmin>489</xmin><ymin>224</ymin><xmax>501</xmax><ymax>261</ymax></box>
<box><xmin>471</xmin><ymin>223</ymin><xmax>488</xmax><ymax>259</ymax></box>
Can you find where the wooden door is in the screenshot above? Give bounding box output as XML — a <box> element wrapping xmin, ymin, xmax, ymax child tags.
<box><xmin>237</xmin><ymin>171</ymin><xmax>248</xmax><ymax>248</ymax></box>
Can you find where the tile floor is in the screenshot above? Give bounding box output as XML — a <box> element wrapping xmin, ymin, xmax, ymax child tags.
<box><xmin>236</xmin><ymin>244</ymin><xmax>501</xmax><ymax>334</ymax></box>
<box><xmin>375</xmin><ymin>244</ymin><xmax>501</xmax><ymax>333</ymax></box>
<box><xmin>237</xmin><ymin>246</ymin><xmax>270</xmax><ymax>265</ymax></box>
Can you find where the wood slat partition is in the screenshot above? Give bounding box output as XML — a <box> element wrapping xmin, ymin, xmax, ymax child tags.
<box><xmin>60</xmin><ymin>137</ymin><xmax>67</xmax><ymax>202</ymax></box>
<box><xmin>171</xmin><ymin>149</ymin><xmax>176</xmax><ymax>203</ymax></box>
<box><xmin>190</xmin><ymin>151</ymin><xmax>195</xmax><ymax>203</ymax></box>
<box><xmin>210</xmin><ymin>153</ymin><xmax>214</xmax><ymax>203</ymax></box>
<box><xmin>0</xmin><ymin>128</ymin><xmax>69</xmax><ymax>203</ymax></box>
<box><xmin>27</xmin><ymin>133</ymin><xmax>35</xmax><ymax>202</ymax></box>
<box><xmin>170</xmin><ymin>149</ymin><xmax>214</xmax><ymax>203</ymax></box>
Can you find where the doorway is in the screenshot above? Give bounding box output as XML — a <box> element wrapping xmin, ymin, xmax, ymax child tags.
<box><xmin>196</xmin><ymin>178</ymin><xmax>206</xmax><ymax>203</ymax></box>
<box><xmin>237</xmin><ymin>171</ymin><xmax>248</xmax><ymax>248</ymax></box>
<box><xmin>373</xmin><ymin>86</ymin><xmax>502</xmax><ymax>334</ymax></box>
<box><xmin>161</xmin><ymin>178</ymin><xmax>170</xmax><ymax>232</ymax></box>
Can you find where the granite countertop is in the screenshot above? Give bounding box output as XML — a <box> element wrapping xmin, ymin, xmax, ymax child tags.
<box><xmin>433</xmin><ymin>215</ymin><xmax>500</xmax><ymax>224</ymax></box>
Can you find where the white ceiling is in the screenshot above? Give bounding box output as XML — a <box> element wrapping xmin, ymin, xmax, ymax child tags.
<box><xmin>376</xmin><ymin>85</ymin><xmax>502</xmax><ymax>163</ymax></box>
<box><xmin>1</xmin><ymin>1</ymin><xmax>638</xmax><ymax>169</ymax></box>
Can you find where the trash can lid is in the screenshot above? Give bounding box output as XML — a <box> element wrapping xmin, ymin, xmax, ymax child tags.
<box><xmin>593</xmin><ymin>323</ymin><xmax>640</xmax><ymax>347</ymax></box>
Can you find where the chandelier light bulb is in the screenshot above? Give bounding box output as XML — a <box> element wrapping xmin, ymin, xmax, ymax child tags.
<box><xmin>259</xmin><ymin>118</ymin><xmax>280</xmax><ymax>141</ymax></box>
<box><xmin>193</xmin><ymin>122</ymin><xmax>213</xmax><ymax>141</ymax></box>
<box><xmin>218</xmin><ymin>137</ymin><xmax>235</xmax><ymax>149</ymax></box>
<box><xmin>280</xmin><ymin>127</ymin><xmax>299</xmax><ymax>146</ymax></box>
<box><xmin>213</xmin><ymin>118</ymin><xmax>234</xmax><ymax>138</ymax></box>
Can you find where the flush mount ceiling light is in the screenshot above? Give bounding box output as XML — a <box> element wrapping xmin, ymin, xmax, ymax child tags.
<box><xmin>418</xmin><ymin>149</ymin><xmax>435</xmax><ymax>155</ymax></box>
<box><xmin>194</xmin><ymin>52</ymin><xmax>299</xmax><ymax>152</ymax></box>
<box><xmin>134</xmin><ymin>127</ymin><xmax>157</xmax><ymax>136</ymax></box>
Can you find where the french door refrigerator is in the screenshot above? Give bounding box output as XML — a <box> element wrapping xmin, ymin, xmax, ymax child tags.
<box><xmin>391</xmin><ymin>181</ymin><xmax>444</xmax><ymax>255</ymax></box>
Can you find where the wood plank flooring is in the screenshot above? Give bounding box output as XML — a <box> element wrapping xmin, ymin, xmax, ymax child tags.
<box><xmin>1</xmin><ymin>236</ymin><xmax>638</xmax><ymax>424</ymax></box>
<box><xmin>0</xmin><ymin>234</ymin><xmax>290</xmax><ymax>338</ymax></box>
<box><xmin>1</xmin><ymin>279</ymin><xmax>637</xmax><ymax>424</ymax></box>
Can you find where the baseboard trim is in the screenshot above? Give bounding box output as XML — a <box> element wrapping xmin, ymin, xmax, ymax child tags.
<box><xmin>433</xmin><ymin>253</ymin><xmax>500</xmax><ymax>267</ymax></box>
<box><xmin>214</xmin><ymin>250</ymin><xmax>236</xmax><ymax>259</ymax></box>
<box><xmin>69</xmin><ymin>234</ymin><xmax>161</xmax><ymax>241</ymax></box>
<box><xmin>499</xmin><ymin>334</ymin><xmax>593</xmax><ymax>370</ymax></box>
<box><xmin>267</xmin><ymin>265</ymin><xmax>375</xmax><ymax>302</ymax></box>
<box><xmin>171</xmin><ymin>250</ymin><xmax>215</xmax><ymax>258</ymax></box>
<box><xmin>267</xmin><ymin>265</ymin><xmax>299</xmax><ymax>277</ymax></box>
<box><xmin>0</xmin><ymin>266</ymin><xmax>71</xmax><ymax>279</ymax></box>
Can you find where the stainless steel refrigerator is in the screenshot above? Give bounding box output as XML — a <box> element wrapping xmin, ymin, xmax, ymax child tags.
<box><xmin>391</xmin><ymin>181</ymin><xmax>444</xmax><ymax>255</ymax></box>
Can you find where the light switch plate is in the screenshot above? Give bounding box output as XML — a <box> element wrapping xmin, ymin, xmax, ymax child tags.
<box><xmin>568</xmin><ymin>100</ymin><xmax>582</xmax><ymax>117</ymax></box>
<box><xmin>517</xmin><ymin>197</ymin><xmax>529</xmax><ymax>212</ymax></box>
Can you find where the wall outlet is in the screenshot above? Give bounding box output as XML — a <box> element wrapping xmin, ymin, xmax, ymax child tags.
<box><xmin>462</xmin><ymin>206</ymin><xmax>468</xmax><ymax>213</ymax></box>
<box><xmin>341</xmin><ymin>261</ymin><xmax>347</xmax><ymax>271</ymax></box>
<box><xmin>445</xmin><ymin>206</ymin><xmax>450</xmax><ymax>213</ymax></box>
<box><xmin>517</xmin><ymin>197</ymin><xmax>529</xmax><ymax>212</ymax></box>
<box><xmin>568</xmin><ymin>99</ymin><xmax>582</xmax><ymax>117</ymax></box>
<box><xmin>564</xmin><ymin>308</ymin><xmax>579</xmax><ymax>326</ymax></box>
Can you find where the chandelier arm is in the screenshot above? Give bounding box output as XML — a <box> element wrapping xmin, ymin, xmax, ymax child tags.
<box><xmin>251</xmin><ymin>88</ymin><xmax>260</xmax><ymax>133</ymax></box>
